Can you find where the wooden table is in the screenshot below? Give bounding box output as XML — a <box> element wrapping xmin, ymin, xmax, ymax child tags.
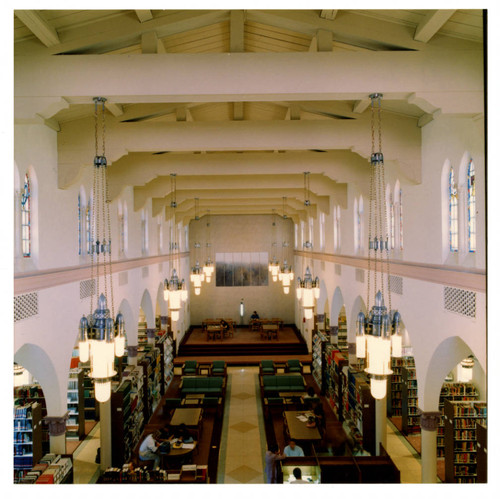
<box><xmin>261</xmin><ymin>324</ymin><xmax>279</xmax><ymax>340</ymax></box>
<box><xmin>170</xmin><ymin>407</ymin><xmax>203</xmax><ymax>440</ymax></box>
<box><xmin>206</xmin><ymin>325</ymin><xmax>222</xmax><ymax>340</ymax></box>
<box><xmin>159</xmin><ymin>441</ymin><xmax>197</xmax><ymax>469</ymax></box>
<box><xmin>284</xmin><ymin>411</ymin><xmax>322</xmax><ymax>442</ymax></box>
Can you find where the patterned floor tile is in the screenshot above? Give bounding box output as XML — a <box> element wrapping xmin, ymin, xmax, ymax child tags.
<box><xmin>230</xmin><ymin>421</ymin><xmax>258</xmax><ymax>433</ymax></box>
<box><xmin>225</xmin><ymin>464</ymin><xmax>262</xmax><ymax>483</ymax></box>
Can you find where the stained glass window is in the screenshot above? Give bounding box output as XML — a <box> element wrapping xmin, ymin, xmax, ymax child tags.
<box><xmin>86</xmin><ymin>201</ymin><xmax>92</xmax><ymax>254</ymax></box>
<box><xmin>467</xmin><ymin>160</ymin><xmax>476</xmax><ymax>252</ymax></box>
<box><xmin>449</xmin><ymin>167</ymin><xmax>458</xmax><ymax>252</ymax></box>
<box><xmin>399</xmin><ymin>188</ymin><xmax>404</xmax><ymax>251</ymax></box>
<box><xmin>78</xmin><ymin>194</ymin><xmax>82</xmax><ymax>255</ymax></box>
<box><xmin>21</xmin><ymin>174</ymin><xmax>31</xmax><ymax>257</ymax></box>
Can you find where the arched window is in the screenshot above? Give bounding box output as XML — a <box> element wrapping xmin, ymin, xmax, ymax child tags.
<box><xmin>157</xmin><ymin>215</ymin><xmax>163</xmax><ymax>254</ymax></box>
<box><xmin>389</xmin><ymin>193</ymin><xmax>395</xmax><ymax>249</ymax></box>
<box><xmin>86</xmin><ymin>199</ymin><xmax>92</xmax><ymax>254</ymax></box>
<box><xmin>319</xmin><ymin>212</ymin><xmax>325</xmax><ymax>251</ymax></box>
<box><xmin>308</xmin><ymin>216</ymin><xmax>314</xmax><ymax>248</ymax></box>
<box><xmin>398</xmin><ymin>188</ymin><xmax>404</xmax><ymax>251</ymax></box>
<box><xmin>449</xmin><ymin>167</ymin><xmax>458</xmax><ymax>252</ymax></box>
<box><xmin>357</xmin><ymin>196</ymin><xmax>364</xmax><ymax>252</ymax></box>
<box><xmin>294</xmin><ymin>223</ymin><xmax>298</xmax><ymax>249</ymax></box>
<box><xmin>78</xmin><ymin>194</ymin><xmax>82</xmax><ymax>255</ymax></box>
<box><xmin>21</xmin><ymin>174</ymin><xmax>31</xmax><ymax>257</ymax></box>
<box><xmin>467</xmin><ymin>160</ymin><xmax>476</xmax><ymax>253</ymax></box>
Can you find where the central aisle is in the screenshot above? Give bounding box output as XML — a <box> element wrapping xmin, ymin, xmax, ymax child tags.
<box><xmin>217</xmin><ymin>366</ymin><xmax>267</xmax><ymax>483</ymax></box>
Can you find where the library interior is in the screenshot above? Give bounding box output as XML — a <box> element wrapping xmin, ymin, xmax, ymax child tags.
<box><xmin>12</xmin><ymin>8</ymin><xmax>488</xmax><ymax>487</ymax></box>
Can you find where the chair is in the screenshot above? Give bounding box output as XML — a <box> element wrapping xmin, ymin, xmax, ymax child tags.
<box><xmin>287</xmin><ymin>359</ymin><xmax>303</xmax><ymax>373</ymax></box>
<box><xmin>211</xmin><ymin>360</ymin><xmax>226</xmax><ymax>376</ymax></box>
<box><xmin>260</xmin><ymin>360</ymin><xmax>275</xmax><ymax>375</ymax></box>
<box><xmin>183</xmin><ymin>360</ymin><xmax>198</xmax><ymax>375</ymax></box>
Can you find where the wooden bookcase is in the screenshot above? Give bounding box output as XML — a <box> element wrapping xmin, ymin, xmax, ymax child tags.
<box><xmin>312</xmin><ymin>330</ymin><xmax>328</xmax><ymax>394</ymax></box>
<box><xmin>66</xmin><ymin>368</ymin><xmax>85</xmax><ymax>440</ymax></box>
<box><xmin>444</xmin><ymin>399</ymin><xmax>487</xmax><ymax>483</ymax></box>
<box><xmin>342</xmin><ymin>367</ymin><xmax>375</xmax><ymax>455</ymax></box>
<box><xmin>401</xmin><ymin>364</ymin><xmax>419</xmax><ymax>434</ymax></box>
<box><xmin>337</xmin><ymin>311</ymin><xmax>348</xmax><ymax>353</ymax></box>
<box><xmin>14</xmin><ymin>401</ymin><xmax>43</xmax><ymax>483</ymax></box>
<box><xmin>138</xmin><ymin>345</ymin><xmax>162</xmax><ymax>422</ymax></box>
<box><xmin>325</xmin><ymin>349</ymin><xmax>348</xmax><ymax>422</ymax></box>
<box><xmin>476</xmin><ymin>422</ymin><xmax>487</xmax><ymax>483</ymax></box>
<box><xmin>437</xmin><ymin>382</ymin><xmax>478</xmax><ymax>458</ymax></box>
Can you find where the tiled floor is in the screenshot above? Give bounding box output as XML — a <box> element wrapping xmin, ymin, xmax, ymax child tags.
<box><xmin>218</xmin><ymin>367</ymin><xmax>267</xmax><ymax>483</ymax></box>
<box><xmin>71</xmin><ymin>368</ymin><xmax>425</xmax><ymax>484</ymax></box>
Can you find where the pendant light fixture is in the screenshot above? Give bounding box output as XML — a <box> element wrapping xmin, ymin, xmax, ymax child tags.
<box><xmin>355</xmin><ymin>94</ymin><xmax>403</xmax><ymax>400</ymax></box>
<box><xmin>296</xmin><ymin>172</ymin><xmax>320</xmax><ymax>319</ymax></box>
<box><xmin>164</xmin><ymin>173</ymin><xmax>188</xmax><ymax>321</ymax></box>
<box><xmin>268</xmin><ymin>209</ymin><xmax>280</xmax><ymax>281</ymax></box>
<box><xmin>78</xmin><ymin>97</ymin><xmax>125</xmax><ymax>403</ymax></box>
<box><xmin>202</xmin><ymin>209</ymin><xmax>214</xmax><ymax>283</ymax></box>
<box><xmin>278</xmin><ymin>197</ymin><xmax>294</xmax><ymax>294</ymax></box>
<box><xmin>190</xmin><ymin>198</ymin><xmax>205</xmax><ymax>295</ymax></box>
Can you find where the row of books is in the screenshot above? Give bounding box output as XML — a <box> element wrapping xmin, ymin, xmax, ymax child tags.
<box><xmin>18</xmin><ymin>454</ymin><xmax>72</xmax><ymax>484</ymax></box>
<box><xmin>101</xmin><ymin>463</ymin><xmax>208</xmax><ymax>483</ymax></box>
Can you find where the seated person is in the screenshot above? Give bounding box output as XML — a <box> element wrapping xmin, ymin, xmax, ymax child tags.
<box><xmin>312</xmin><ymin>400</ymin><xmax>326</xmax><ymax>431</ymax></box>
<box><xmin>304</xmin><ymin>386</ymin><xmax>316</xmax><ymax>398</ymax></box>
<box><xmin>138</xmin><ymin>430</ymin><xmax>161</xmax><ymax>468</ymax></box>
<box><xmin>250</xmin><ymin>311</ymin><xmax>260</xmax><ymax>320</ymax></box>
<box><xmin>220</xmin><ymin>319</ymin><xmax>229</xmax><ymax>331</ymax></box>
<box><xmin>291</xmin><ymin>467</ymin><xmax>309</xmax><ymax>484</ymax></box>
<box><xmin>172</xmin><ymin>423</ymin><xmax>194</xmax><ymax>443</ymax></box>
<box><xmin>284</xmin><ymin>439</ymin><xmax>304</xmax><ymax>457</ymax></box>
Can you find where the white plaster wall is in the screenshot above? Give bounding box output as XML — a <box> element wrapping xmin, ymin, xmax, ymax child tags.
<box><xmin>188</xmin><ymin>214</ymin><xmax>295</xmax><ymax>324</ymax></box>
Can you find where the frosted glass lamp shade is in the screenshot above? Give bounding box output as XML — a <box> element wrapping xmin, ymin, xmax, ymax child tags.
<box><xmin>171</xmin><ymin>310</ymin><xmax>180</xmax><ymax>322</ymax></box>
<box><xmin>356</xmin><ymin>335</ymin><xmax>366</xmax><ymax>358</ymax></box>
<box><xmin>370</xmin><ymin>377</ymin><xmax>387</xmax><ymax>400</ymax></box>
<box><xmin>283</xmin><ymin>286</ymin><xmax>290</xmax><ymax>294</ymax></box>
<box><xmin>79</xmin><ymin>340</ymin><xmax>89</xmax><ymax>363</ymax></box>
<box><xmin>194</xmin><ymin>287</ymin><xmax>201</xmax><ymax>296</ymax></box>
<box><xmin>163</xmin><ymin>288</ymin><xmax>169</xmax><ymax>301</ymax></box>
<box><xmin>206</xmin><ymin>276</ymin><xmax>211</xmax><ymax>283</ymax></box>
<box><xmin>296</xmin><ymin>288</ymin><xmax>302</xmax><ymax>300</ymax></box>
<box><xmin>391</xmin><ymin>334</ymin><xmax>402</xmax><ymax>358</ymax></box>
<box><xmin>273</xmin><ymin>275</ymin><xmax>278</xmax><ymax>282</ymax></box>
<box><xmin>95</xmin><ymin>380</ymin><xmax>111</xmax><ymax>403</ymax></box>
<box><xmin>313</xmin><ymin>287</ymin><xmax>320</xmax><ymax>300</ymax></box>
<box><xmin>304</xmin><ymin>308</ymin><xmax>313</xmax><ymax>320</ymax></box>
<box><xmin>115</xmin><ymin>335</ymin><xmax>125</xmax><ymax>357</ymax></box>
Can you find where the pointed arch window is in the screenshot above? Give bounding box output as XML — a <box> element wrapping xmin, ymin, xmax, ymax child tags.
<box><xmin>78</xmin><ymin>194</ymin><xmax>82</xmax><ymax>255</ymax></box>
<box><xmin>319</xmin><ymin>212</ymin><xmax>325</xmax><ymax>250</ymax></box>
<box><xmin>333</xmin><ymin>205</ymin><xmax>341</xmax><ymax>251</ymax></box>
<box><xmin>449</xmin><ymin>167</ymin><xmax>458</xmax><ymax>252</ymax></box>
<box><xmin>21</xmin><ymin>174</ymin><xmax>31</xmax><ymax>257</ymax></box>
<box><xmin>467</xmin><ymin>160</ymin><xmax>476</xmax><ymax>253</ymax></box>
<box><xmin>357</xmin><ymin>196</ymin><xmax>364</xmax><ymax>252</ymax></box>
<box><xmin>85</xmin><ymin>200</ymin><xmax>92</xmax><ymax>254</ymax></box>
<box><xmin>294</xmin><ymin>223</ymin><xmax>298</xmax><ymax>249</ymax></box>
<box><xmin>398</xmin><ymin>188</ymin><xmax>404</xmax><ymax>251</ymax></box>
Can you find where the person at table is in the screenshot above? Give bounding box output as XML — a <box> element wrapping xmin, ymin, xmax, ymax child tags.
<box><xmin>250</xmin><ymin>311</ymin><xmax>260</xmax><ymax>320</ymax></box>
<box><xmin>172</xmin><ymin>423</ymin><xmax>194</xmax><ymax>443</ymax></box>
<box><xmin>312</xmin><ymin>400</ymin><xmax>326</xmax><ymax>432</ymax></box>
<box><xmin>284</xmin><ymin>439</ymin><xmax>304</xmax><ymax>457</ymax></box>
<box><xmin>138</xmin><ymin>430</ymin><xmax>161</xmax><ymax>469</ymax></box>
<box><xmin>291</xmin><ymin>467</ymin><xmax>309</xmax><ymax>484</ymax></box>
<box><xmin>265</xmin><ymin>443</ymin><xmax>285</xmax><ymax>483</ymax></box>
<box><xmin>304</xmin><ymin>386</ymin><xmax>315</xmax><ymax>398</ymax></box>
<box><xmin>220</xmin><ymin>318</ymin><xmax>229</xmax><ymax>332</ymax></box>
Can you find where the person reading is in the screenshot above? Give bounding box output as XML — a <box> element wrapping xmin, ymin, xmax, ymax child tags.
<box><xmin>291</xmin><ymin>467</ymin><xmax>309</xmax><ymax>484</ymax></box>
<box><xmin>250</xmin><ymin>311</ymin><xmax>260</xmax><ymax>320</ymax></box>
<box><xmin>284</xmin><ymin>440</ymin><xmax>304</xmax><ymax>457</ymax></box>
<box><xmin>138</xmin><ymin>430</ymin><xmax>161</xmax><ymax>468</ymax></box>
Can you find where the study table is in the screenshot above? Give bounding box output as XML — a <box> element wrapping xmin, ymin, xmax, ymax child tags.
<box><xmin>170</xmin><ymin>407</ymin><xmax>203</xmax><ymax>440</ymax></box>
<box><xmin>284</xmin><ymin>411</ymin><xmax>322</xmax><ymax>442</ymax></box>
<box><xmin>261</xmin><ymin>324</ymin><xmax>279</xmax><ymax>340</ymax></box>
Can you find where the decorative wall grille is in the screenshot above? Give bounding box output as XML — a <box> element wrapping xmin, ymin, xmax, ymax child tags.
<box><xmin>444</xmin><ymin>287</ymin><xmax>476</xmax><ymax>318</ymax></box>
<box><xmin>118</xmin><ymin>272</ymin><xmax>128</xmax><ymax>286</ymax></box>
<box><xmin>389</xmin><ymin>275</ymin><xmax>403</xmax><ymax>295</ymax></box>
<box><xmin>79</xmin><ymin>279</ymin><xmax>96</xmax><ymax>299</ymax></box>
<box><xmin>14</xmin><ymin>292</ymin><xmax>38</xmax><ymax>322</ymax></box>
<box><xmin>142</xmin><ymin>266</ymin><xmax>149</xmax><ymax>278</ymax></box>
<box><xmin>335</xmin><ymin>264</ymin><xmax>341</xmax><ymax>276</ymax></box>
<box><xmin>355</xmin><ymin>269</ymin><xmax>365</xmax><ymax>283</ymax></box>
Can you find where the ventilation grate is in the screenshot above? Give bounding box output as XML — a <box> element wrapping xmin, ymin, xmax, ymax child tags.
<box><xmin>444</xmin><ymin>287</ymin><xmax>476</xmax><ymax>318</ymax></box>
<box><xmin>80</xmin><ymin>279</ymin><xmax>96</xmax><ymax>299</ymax></box>
<box><xmin>142</xmin><ymin>266</ymin><xmax>149</xmax><ymax>278</ymax></box>
<box><xmin>389</xmin><ymin>275</ymin><xmax>403</xmax><ymax>295</ymax></box>
<box><xmin>335</xmin><ymin>264</ymin><xmax>341</xmax><ymax>276</ymax></box>
<box><xmin>14</xmin><ymin>292</ymin><xmax>38</xmax><ymax>322</ymax></box>
<box><xmin>118</xmin><ymin>272</ymin><xmax>128</xmax><ymax>286</ymax></box>
<box><xmin>355</xmin><ymin>269</ymin><xmax>365</xmax><ymax>283</ymax></box>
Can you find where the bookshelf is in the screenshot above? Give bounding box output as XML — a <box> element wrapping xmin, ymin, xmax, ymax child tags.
<box><xmin>138</xmin><ymin>313</ymin><xmax>148</xmax><ymax>346</ymax></box>
<box><xmin>312</xmin><ymin>330</ymin><xmax>328</xmax><ymax>393</ymax></box>
<box><xmin>342</xmin><ymin>366</ymin><xmax>375</xmax><ymax>455</ymax></box>
<box><xmin>401</xmin><ymin>363</ymin><xmax>419</xmax><ymax>434</ymax></box>
<box><xmin>325</xmin><ymin>348</ymin><xmax>348</xmax><ymax>422</ymax></box>
<box><xmin>476</xmin><ymin>422</ymin><xmax>487</xmax><ymax>483</ymax></box>
<box><xmin>444</xmin><ymin>400</ymin><xmax>487</xmax><ymax>483</ymax></box>
<box><xmin>138</xmin><ymin>345</ymin><xmax>162</xmax><ymax>421</ymax></box>
<box><xmin>66</xmin><ymin>368</ymin><xmax>85</xmax><ymax>440</ymax></box>
<box><xmin>387</xmin><ymin>358</ymin><xmax>403</xmax><ymax>417</ymax></box>
<box><xmin>14</xmin><ymin>384</ymin><xmax>50</xmax><ymax>454</ymax></box>
<box><xmin>83</xmin><ymin>372</ymin><xmax>99</xmax><ymax>421</ymax></box>
<box><xmin>337</xmin><ymin>309</ymin><xmax>348</xmax><ymax>353</ymax></box>
<box><xmin>437</xmin><ymin>382</ymin><xmax>478</xmax><ymax>458</ymax></box>
<box><xmin>13</xmin><ymin>401</ymin><xmax>43</xmax><ymax>483</ymax></box>
<box><xmin>22</xmin><ymin>453</ymin><xmax>73</xmax><ymax>484</ymax></box>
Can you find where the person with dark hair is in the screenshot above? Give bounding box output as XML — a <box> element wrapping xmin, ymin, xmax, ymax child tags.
<box><xmin>264</xmin><ymin>443</ymin><xmax>285</xmax><ymax>483</ymax></box>
<box><xmin>138</xmin><ymin>430</ymin><xmax>161</xmax><ymax>468</ymax></box>
<box><xmin>172</xmin><ymin>423</ymin><xmax>193</xmax><ymax>443</ymax></box>
<box><xmin>250</xmin><ymin>311</ymin><xmax>260</xmax><ymax>320</ymax></box>
<box><xmin>304</xmin><ymin>386</ymin><xmax>316</xmax><ymax>398</ymax></box>
<box><xmin>291</xmin><ymin>467</ymin><xmax>309</xmax><ymax>484</ymax></box>
<box><xmin>284</xmin><ymin>439</ymin><xmax>304</xmax><ymax>457</ymax></box>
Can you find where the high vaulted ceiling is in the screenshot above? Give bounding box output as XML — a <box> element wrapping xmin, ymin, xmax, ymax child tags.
<box><xmin>14</xmin><ymin>9</ymin><xmax>484</xmax><ymax>223</ymax></box>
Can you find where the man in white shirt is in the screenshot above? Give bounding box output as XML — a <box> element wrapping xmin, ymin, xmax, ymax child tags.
<box><xmin>284</xmin><ymin>440</ymin><xmax>305</xmax><ymax>457</ymax></box>
<box><xmin>291</xmin><ymin>467</ymin><xmax>309</xmax><ymax>484</ymax></box>
<box><xmin>139</xmin><ymin>430</ymin><xmax>161</xmax><ymax>468</ymax></box>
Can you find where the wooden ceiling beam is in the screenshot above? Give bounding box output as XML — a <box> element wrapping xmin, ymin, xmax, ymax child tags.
<box><xmin>135</xmin><ymin>10</ymin><xmax>153</xmax><ymax>23</ymax></box>
<box><xmin>320</xmin><ymin>10</ymin><xmax>338</xmax><ymax>21</ymax></box>
<box><xmin>414</xmin><ymin>10</ymin><xmax>456</xmax><ymax>43</ymax></box>
<box><xmin>230</xmin><ymin>10</ymin><xmax>245</xmax><ymax>52</ymax></box>
<box><xmin>15</xmin><ymin>10</ymin><xmax>60</xmax><ymax>47</ymax></box>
